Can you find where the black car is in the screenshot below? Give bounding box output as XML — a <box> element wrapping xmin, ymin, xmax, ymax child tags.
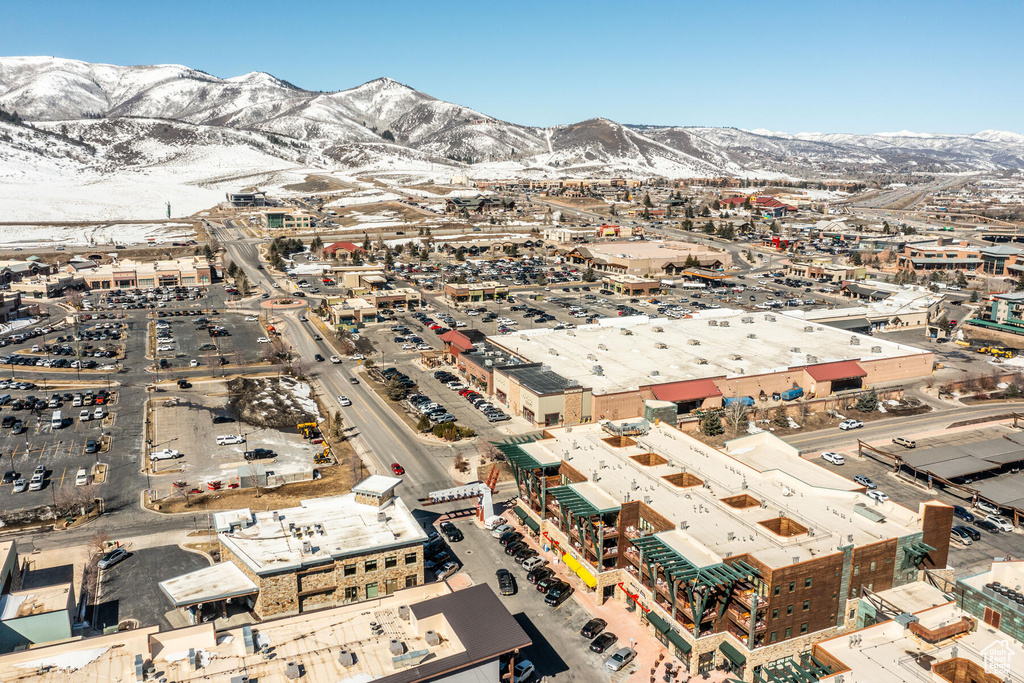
<box><xmin>952</xmin><ymin>505</ymin><xmax>976</xmax><ymax>523</ymax></box>
<box><xmin>496</xmin><ymin>568</ymin><xmax>515</xmax><ymax>596</ymax></box>
<box><xmin>499</xmin><ymin>531</ymin><xmax>523</xmax><ymax>547</ymax></box>
<box><xmin>590</xmin><ymin>632</ymin><xmax>617</xmax><ymax>653</ymax></box>
<box><xmin>212</xmin><ymin>414</ymin><xmax>235</xmax><ymax>424</ymax></box>
<box><xmin>1</xmin><ymin>416</ymin><xmax>14</xmax><ymax>428</ymax></box>
<box><xmin>244</xmin><ymin>448</ymin><xmax>275</xmax><ymax>460</ymax></box>
<box><xmin>314</xmin><ymin>354</ymin><xmax>325</xmax><ymax>362</ymax></box>
<box><xmin>513</xmin><ymin>547</ymin><xmax>537</xmax><ymax>564</ymax></box>
<box><xmin>580</xmin><ymin>618</ymin><xmax>607</xmax><ymax>639</ymax></box>
<box><xmin>527</xmin><ymin>566</ymin><xmax>554</xmax><ymax>585</ymax></box>
<box><xmin>505</xmin><ymin>541</ymin><xmax>527</xmax><ymax>557</ymax></box>
<box><xmin>440</xmin><ymin>521</ymin><xmax>463</xmax><ymax>542</ymax></box>
<box><xmin>977</xmin><ymin>519</ymin><xmax>1001</xmax><ymax>533</ymax></box>
<box><xmin>545</xmin><ymin>584</ymin><xmax>573</xmax><ymax>607</ymax></box>
<box><xmin>953</xmin><ymin>525</ymin><xmax>981</xmax><ymax>541</ymax></box>
<box><xmin>536</xmin><ymin>576</ymin><xmax>562</xmax><ymax>594</ymax></box>
<box><xmin>1</xmin><ymin>471</ymin><xmax>16</xmax><ymax>484</ymax></box>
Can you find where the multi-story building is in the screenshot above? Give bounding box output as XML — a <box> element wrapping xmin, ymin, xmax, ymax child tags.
<box><xmin>443</xmin><ymin>281</ymin><xmax>509</xmax><ymax>303</ymax></box>
<box><xmin>897</xmin><ymin>239</ymin><xmax>1024</xmax><ymax>276</ymax></box>
<box><xmin>565</xmin><ymin>241</ymin><xmax>732</xmax><ymax>277</ymax></box>
<box><xmin>501</xmin><ymin>420</ymin><xmax>952</xmax><ymax>679</ymax></box>
<box><xmin>970</xmin><ymin>291</ymin><xmax>1024</xmax><ymax>337</ymax></box>
<box><xmin>262</xmin><ymin>210</ymin><xmax>313</xmax><ymax>230</ymax></box>
<box><xmin>160</xmin><ymin>476</ymin><xmax>426</xmax><ymax>620</ymax></box>
<box><xmin>63</xmin><ymin>256</ymin><xmax>213</xmax><ymax>290</ymax></box>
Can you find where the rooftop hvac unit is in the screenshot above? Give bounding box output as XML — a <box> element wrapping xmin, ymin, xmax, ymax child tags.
<box><xmin>592</xmin><ymin>365</ymin><xmax>604</xmax><ymax>376</ymax></box>
<box><xmin>651</xmin><ymin>370</ymin><xmax>660</xmax><ymax>376</ymax></box>
<box><xmin>399</xmin><ymin>605</ymin><xmax>411</xmax><ymax>620</ymax></box>
<box><xmin>338</xmin><ymin>650</ymin><xmax>356</xmax><ymax>667</ymax></box>
<box><xmin>729</xmin><ymin>354</ymin><xmax>743</xmax><ymax>360</ymax></box>
<box><xmin>727</xmin><ymin>532</ymin><xmax>735</xmax><ymax>541</ymax></box>
<box><xmin>695</xmin><ymin>358</ymin><xmax>708</xmax><ymax>365</ymax></box>
<box><xmin>425</xmin><ymin>630</ymin><xmax>441</xmax><ymax>646</ymax></box>
<box><xmin>655</xmin><ymin>342</ymin><xmax>668</xmax><ymax>349</ymax></box>
<box><xmin>791</xmin><ymin>347</ymin><xmax>800</xmax><ymax>353</ymax></box>
<box><xmin>708</xmin><ymin>320</ymin><xmax>719</xmax><ymax>327</ymax></box>
<box><xmin>804</xmin><ymin>326</ymin><xmax>814</xmax><ymax>332</ymax></box>
<box><xmin>765</xmin><ymin>315</ymin><xmax>776</xmax><ymax>321</ymax></box>
<box><xmin>871</xmin><ymin>346</ymin><xmax>882</xmax><ymax>353</ymax></box>
<box><xmin>285</xmin><ymin>662</ymin><xmax>302</xmax><ymax>680</ymax></box>
<box><xmin>807</xmin><ymin>355</ymin><xmax>819</xmax><ymax>363</ymax></box>
<box><xmin>598</xmin><ymin>343</ymin><xmax>608</xmax><ymax>351</ymax></box>
<box><xmin>643</xmin><ymin>496</ymin><xmax>652</xmax><ymax>504</ymax></box>
<box><xmin>548</xmin><ymin>348</ymin><xmax>558</xmax><ymax>355</ymax></box>
<box><xmin>541</xmin><ymin>365</ymin><xmax>551</xmax><ymax>372</ymax></box>
<box><xmin>620</xmin><ymin>328</ymin><xmax>633</xmax><ymax>335</ymax></box>
<box><xmin>680</xmin><ymin>521</ymin><xmax>689</xmax><ymax>530</ymax></box>
<box><xmin>587</xmin><ymin>354</ymin><xmax>597</xmax><ymax>361</ymax></box>
<box><xmin>302</xmin><ymin>541</ymin><xmax>312</xmax><ymax>555</ymax></box>
<box><xmin>747</xmin><ymin>333</ymin><xmax>757</xmax><ymax>339</ymax></box>
<box><xmin>688</xmin><ymin>339</ymin><xmax>701</xmax><ymax>346</ymax></box>
<box><xmin>850</xmin><ymin>336</ymin><xmax>860</xmax><ymax>345</ymax></box>
<box><xmin>485</xmin><ymin>359</ymin><xmax>493</xmax><ymax>366</ymax></box>
<box><xmin>720</xmin><ymin>320</ymin><xmax>730</xmax><ymax>327</ymax></box>
<box><xmin>378</xmin><ymin>511</ymin><xmax>387</xmax><ymax>522</ymax></box>
<box><xmin>389</xmin><ymin>640</ymin><xmax>405</xmax><ymax>656</ymax></box>
<box><xmin>741</xmin><ymin>317</ymin><xmax>754</xmax><ymax>324</ymax></box>
<box><xmin>653</xmin><ymin>326</ymin><xmax>664</xmax><ymax>332</ymax></box>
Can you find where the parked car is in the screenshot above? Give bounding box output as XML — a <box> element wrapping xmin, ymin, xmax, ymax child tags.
<box><xmin>509</xmin><ymin>660</ymin><xmax>535</xmax><ymax>683</ymax></box>
<box><xmin>85</xmin><ymin>439</ymin><xmax>98</xmax><ymax>454</ymax></box>
<box><xmin>440</xmin><ymin>521</ymin><xmax>463</xmax><ymax>542</ymax></box>
<box><xmin>953</xmin><ymin>525</ymin><xmax>981</xmax><ymax>541</ymax></box>
<box><xmin>149</xmin><ymin>448</ymin><xmax>181</xmax><ymax>460</ymax></box>
<box><xmin>11</xmin><ymin>479</ymin><xmax>27</xmax><ymax>493</ymax></box>
<box><xmin>527</xmin><ymin>567</ymin><xmax>555</xmax><ymax>585</ymax></box>
<box><xmin>498</xmin><ymin>531</ymin><xmax>522</xmax><ymax>546</ymax></box>
<box><xmin>839</xmin><ymin>419</ymin><xmax>863</xmax><ymax>430</ymax></box>
<box><xmin>497</xmin><ymin>568</ymin><xmax>516</xmax><ymax>596</ymax></box>
<box><xmin>75</xmin><ymin>468</ymin><xmax>89</xmax><ymax>486</ymax></box>
<box><xmin>892</xmin><ymin>437</ymin><xmax>916</xmax><ymax>448</ymax></box>
<box><xmin>950</xmin><ymin>527</ymin><xmax>973</xmax><ymax>546</ymax></box>
<box><xmin>821</xmin><ymin>451</ymin><xmax>845</xmax><ymax>465</ymax></box>
<box><xmin>953</xmin><ymin>505</ymin><xmax>976</xmax><ymax>523</ymax></box>
<box><xmin>505</xmin><ymin>541</ymin><xmax>527</xmax><ymax>557</ymax></box>
<box><xmin>97</xmin><ymin>547</ymin><xmax>129</xmax><ymax>570</ymax></box>
<box><xmin>580</xmin><ymin>619</ymin><xmax>607</xmax><ymax>638</ymax></box>
<box><xmin>605</xmin><ymin>647</ymin><xmax>637</xmax><ymax>671</ymax></box>
<box><xmin>522</xmin><ymin>556</ymin><xmax>547</xmax><ymax>572</ymax></box>
<box><xmin>853</xmin><ymin>474</ymin><xmax>876</xmax><ymax>489</ymax></box>
<box><xmin>976</xmin><ymin>519</ymin><xmax>1001</xmax><ymax>533</ymax></box>
<box><xmin>986</xmin><ymin>515</ymin><xmax>1014</xmax><ymax>532</ymax></box>
<box><xmin>976</xmin><ymin>500</ymin><xmax>1001</xmax><ymax>515</ymax></box>
<box><xmin>590</xmin><ymin>632</ymin><xmax>618</xmax><ymax>653</ymax></box>
<box><xmin>514</xmin><ymin>547</ymin><xmax>537</xmax><ymax>564</ymax></box>
<box><xmin>867</xmin><ymin>490</ymin><xmax>889</xmax><ymax>503</ymax></box>
<box><xmin>545</xmin><ymin>583</ymin><xmax>573</xmax><ymax>606</ymax></box>
<box><xmin>491</xmin><ymin>524</ymin><xmax>513</xmax><ymax>539</ymax></box>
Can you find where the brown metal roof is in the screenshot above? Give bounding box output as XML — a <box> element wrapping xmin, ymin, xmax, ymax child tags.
<box><xmin>375</xmin><ymin>584</ymin><xmax>532</xmax><ymax>683</ymax></box>
<box><xmin>805</xmin><ymin>360</ymin><xmax>866</xmax><ymax>382</ymax></box>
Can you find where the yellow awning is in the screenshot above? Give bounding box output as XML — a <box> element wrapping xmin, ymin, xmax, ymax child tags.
<box><xmin>562</xmin><ymin>553</ymin><xmax>597</xmax><ymax>588</ymax></box>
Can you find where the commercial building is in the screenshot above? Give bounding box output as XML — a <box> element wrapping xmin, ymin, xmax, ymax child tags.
<box><xmin>0</xmin><ymin>259</ymin><xmax>53</xmax><ymax>283</ymax></box>
<box><xmin>63</xmin><ymin>257</ymin><xmax>213</xmax><ymax>290</ymax></box>
<box><xmin>501</xmin><ymin>419</ymin><xmax>952</xmax><ymax>679</ymax></box>
<box><xmin>811</xmin><ymin>560</ymin><xmax>1024</xmax><ymax>683</ymax></box>
<box><xmin>225</xmin><ymin>191</ymin><xmax>267</xmax><ymax>207</ymax></box>
<box><xmin>970</xmin><ymin>291</ymin><xmax>1024</xmax><ymax>337</ymax></box>
<box><xmin>262</xmin><ymin>210</ymin><xmax>313</xmax><ymax>230</ymax></box>
<box><xmin>326</xmin><ymin>288</ymin><xmax>422</xmax><ymax>327</ymax></box>
<box><xmin>600</xmin><ymin>273</ymin><xmax>662</xmax><ymax>296</ymax></box>
<box><xmin>566</xmin><ymin>241</ymin><xmax>732</xmax><ymax>277</ymax></box>
<box><xmin>0</xmin><ymin>582</ymin><xmax>530</xmax><ymax>683</ymax></box>
<box><xmin>443</xmin><ymin>281</ymin><xmax>509</xmax><ymax>303</ymax></box>
<box><xmin>897</xmin><ymin>239</ymin><xmax>1024</xmax><ymax>276</ymax></box>
<box><xmin>161</xmin><ymin>476</ymin><xmax>426</xmax><ymax>620</ymax></box>
<box><xmin>784</xmin><ymin>260</ymin><xmax>864</xmax><ymax>283</ymax></box>
<box><xmin>467</xmin><ymin>312</ymin><xmax>932</xmax><ymax>427</ymax></box>
<box><xmin>793</xmin><ymin>285</ymin><xmax>944</xmax><ymax>334</ymax></box>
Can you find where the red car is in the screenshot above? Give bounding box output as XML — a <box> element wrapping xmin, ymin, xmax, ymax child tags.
<box><xmin>391</xmin><ymin>463</ymin><xmax>405</xmax><ymax>475</ymax></box>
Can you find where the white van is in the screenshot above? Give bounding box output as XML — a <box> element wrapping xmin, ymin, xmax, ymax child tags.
<box><xmin>484</xmin><ymin>515</ymin><xmax>507</xmax><ymax>531</ymax></box>
<box><xmin>217</xmin><ymin>434</ymin><xmax>244</xmax><ymax>446</ymax></box>
<box><xmin>51</xmin><ymin>410</ymin><xmax>63</xmax><ymax>429</ymax></box>
<box><xmin>93</xmin><ymin>406</ymin><xmax>105</xmax><ymax>420</ymax></box>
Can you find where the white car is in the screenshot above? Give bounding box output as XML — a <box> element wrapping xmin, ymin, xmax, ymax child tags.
<box><xmin>337</xmin><ymin>395</ymin><xmax>352</xmax><ymax>406</ymax></box>
<box><xmin>189</xmin><ymin>359</ymin><xmax>199</xmax><ymax>367</ymax></box>
<box><xmin>149</xmin><ymin>448</ymin><xmax>181</xmax><ymax>460</ymax></box>
<box><xmin>217</xmin><ymin>434</ymin><xmax>244</xmax><ymax>445</ymax></box>
<box><xmin>157</xmin><ymin>345</ymin><xmax>174</xmax><ymax>352</ymax></box>
<box><xmin>510</xmin><ymin>660</ymin><xmax>535</xmax><ymax>683</ymax></box>
<box><xmin>401</xmin><ymin>343</ymin><xmax>415</xmax><ymax>350</ymax></box>
<box><xmin>987</xmin><ymin>515</ymin><xmax>1014</xmax><ymax>532</ymax></box>
<box><xmin>416</xmin><ymin>343</ymin><xmax>432</xmax><ymax>350</ymax></box>
<box><xmin>349</xmin><ymin>354</ymin><xmax>365</xmax><ymax>361</ymax></box>
<box><xmin>867</xmin><ymin>490</ymin><xmax>889</xmax><ymax>503</ymax></box>
<box><xmin>821</xmin><ymin>451</ymin><xmax>845</xmax><ymax>465</ymax></box>
<box><xmin>976</xmin><ymin>500</ymin><xmax>1000</xmax><ymax>515</ymax></box>
<box><xmin>839</xmin><ymin>419</ymin><xmax>863</xmax><ymax>430</ymax></box>
<box><xmin>256</xmin><ymin>337</ymin><xmax>271</xmax><ymax>344</ymax></box>
<box><xmin>330</xmin><ymin>356</ymin><xmax>342</xmax><ymax>364</ymax></box>
<box><xmin>245</xmin><ymin>316</ymin><xmax>258</xmax><ymax>322</ymax></box>
<box><xmin>75</xmin><ymin>468</ymin><xmax>88</xmax><ymax>486</ymax></box>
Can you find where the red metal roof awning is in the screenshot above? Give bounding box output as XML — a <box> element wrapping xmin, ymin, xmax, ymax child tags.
<box><xmin>650</xmin><ymin>378</ymin><xmax>722</xmax><ymax>403</ymax></box>
<box><xmin>439</xmin><ymin>330</ymin><xmax>473</xmax><ymax>352</ymax></box>
<box><xmin>805</xmin><ymin>361</ymin><xmax>867</xmax><ymax>382</ymax></box>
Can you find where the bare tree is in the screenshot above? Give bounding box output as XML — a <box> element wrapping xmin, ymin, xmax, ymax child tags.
<box><xmin>724</xmin><ymin>402</ymin><xmax>750</xmax><ymax>435</ymax></box>
<box><xmin>53</xmin><ymin>485</ymin><xmax>95</xmax><ymax>518</ymax></box>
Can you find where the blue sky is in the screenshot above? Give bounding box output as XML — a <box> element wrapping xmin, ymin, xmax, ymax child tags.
<box><xmin>5</xmin><ymin>0</ymin><xmax>1022</xmax><ymax>133</ymax></box>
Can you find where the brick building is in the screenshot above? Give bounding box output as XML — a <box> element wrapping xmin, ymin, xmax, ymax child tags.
<box><xmin>500</xmin><ymin>420</ymin><xmax>952</xmax><ymax>680</ymax></box>
<box><xmin>165</xmin><ymin>476</ymin><xmax>427</xmax><ymax>620</ymax></box>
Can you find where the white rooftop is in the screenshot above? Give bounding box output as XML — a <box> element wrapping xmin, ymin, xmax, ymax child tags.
<box><xmin>521</xmin><ymin>422</ymin><xmax>928</xmax><ymax>569</ymax></box>
<box><xmin>353</xmin><ymin>474</ymin><xmax>402</xmax><ymax>496</ymax></box>
<box><xmin>219</xmin><ymin>491</ymin><xmax>426</xmax><ymax>576</ymax></box>
<box><xmin>0</xmin><ymin>584</ymin><xmax>71</xmax><ymax>621</ymax></box>
<box><xmin>159</xmin><ymin>563</ymin><xmax>258</xmax><ymax>607</ymax></box>
<box><xmin>490</xmin><ymin>310</ymin><xmax>929</xmax><ymax>394</ymax></box>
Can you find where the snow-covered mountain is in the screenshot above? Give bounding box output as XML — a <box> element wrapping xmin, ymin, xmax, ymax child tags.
<box><xmin>1</xmin><ymin>55</ymin><xmax>1023</xmax><ymax>198</ymax></box>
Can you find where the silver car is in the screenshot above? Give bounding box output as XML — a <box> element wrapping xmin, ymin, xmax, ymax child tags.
<box><xmin>605</xmin><ymin>647</ymin><xmax>637</xmax><ymax>671</ymax></box>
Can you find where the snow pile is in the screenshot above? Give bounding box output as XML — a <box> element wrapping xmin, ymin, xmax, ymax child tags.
<box><xmin>14</xmin><ymin>646</ymin><xmax>110</xmax><ymax>672</ymax></box>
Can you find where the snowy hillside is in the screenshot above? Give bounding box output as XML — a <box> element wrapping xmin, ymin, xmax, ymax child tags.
<box><xmin>0</xmin><ymin>55</ymin><xmax>1023</xmax><ymax>221</ymax></box>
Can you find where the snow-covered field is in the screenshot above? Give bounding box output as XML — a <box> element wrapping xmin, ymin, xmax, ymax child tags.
<box><xmin>0</xmin><ymin>221</ymin><xmax>196</xmax><ymax>248</ymax></box>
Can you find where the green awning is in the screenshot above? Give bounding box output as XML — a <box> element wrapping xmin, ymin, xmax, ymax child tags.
<box><xmin>513</xmin><ymin>506</ymin><xmax>529</xmax><ymax>523</ymax></box>
<box><xmin>523</xmin><ymin>515</ymin><xmax>540</xmax><ymax>533</ymax></box>
<box><xmin>665</xmin><ymin>629</ymin><xmax>691</xmax><ymax>654</ymax></box>
<box><xmin>647</xmin><ymin>611</ymin><xmax>671</xmax><ymax>634</ymax></box>
<box><xmin>720</xmin><ymin>640</ymin><xmax>747</xmax><ymax>667</ymax></box>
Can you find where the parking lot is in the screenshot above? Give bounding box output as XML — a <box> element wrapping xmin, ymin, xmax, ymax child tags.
<box><xmin>148</xmin><ymin>381</ymin><xmax>321</xmax><ymax>491</ymax></box>
<box><xmin>150</xmin><ymin>311</ymin><xmax>269</xmax><ymax>369</ymax></box>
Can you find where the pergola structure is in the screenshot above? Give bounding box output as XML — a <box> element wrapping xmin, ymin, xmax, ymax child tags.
<box><xmin>630</xmin><ymin>534</ymin><xmax>759</xmax><ymax>638</ymax></box>
<box><xmin>547</xmin><ymin>485</ymin><xmax>620</xmax><ymax>568</ymax></box>
<box><xmin>497</xmin><ymin>438</ymin><xmax>556</xmax><ymax>515</ymax></box>
<box><xmin>750</xmin><ymin>654</ymin><xmax>834</xmax><ymax>682</ymax></box>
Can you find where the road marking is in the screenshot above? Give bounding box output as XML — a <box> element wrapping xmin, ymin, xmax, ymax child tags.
<box><xmin>59</xmin><ymin>467</ymin><xmax>66</xmax><ymax>488</ymax></box>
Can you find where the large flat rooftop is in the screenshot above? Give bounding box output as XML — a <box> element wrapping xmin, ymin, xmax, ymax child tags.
<box><xmin>219</xmin><ymin>492</ymin><xmax>427</xmax><ymax>575</ymax></box>
<box><xmin>0</xmin><ymin>583</ymin><xmax>531</xmax><ymax>683</ymax></box>
<box><xmin>521</xmin><ymin>421</ymin><xmax>928</xmax><ymax>569</ymax></box>
<box><xmin>490</xmin><ymin>310</ymin><xmax>930</xmax><ymax>394</ymax></box>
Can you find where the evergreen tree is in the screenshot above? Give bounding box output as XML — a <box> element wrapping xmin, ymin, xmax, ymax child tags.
<box><xmin>455</xmin><ymin>247</ymin><xmax>466</xmax><ymax>262</ymax></box>
<box><xmin>856</xmin><ymin>389</ymin><xmax>878</xmax><ymax>413</ymax></box>
<box><xmin>700</xmin><ymin>413</ymin><xmax>724</xmax><ymax>436</ymax></box>
<box><xmin>851</xmin><ymin>251</ymin><xmax>863</xmax><ymax>266</ymax></box>
<box><xmin>771</xmin><ymin>407</ymin><xmax>789</xmax><ymax>430</ymax></box>
<box><xmin>583</xmin><ymin>266</ymin><xmax>596</xmax><ymax>282</ymax></box>
<box><xmin>362</xmin><ymin>234</ymin><xmax>371</xmax><ymax>251</ymax></box>
<box><xmin>642</xmin><ymin>193</ymin><xmax>653</xmax><ymax>208</ymax></box>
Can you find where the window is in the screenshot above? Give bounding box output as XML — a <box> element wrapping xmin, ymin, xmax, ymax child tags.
<box><xmin>365</xmin><ymin>583</ymin><xmax>378</xmax><ymax>599</ymax></box>
<box><xmin>803</xmin><ymin>600</ymin><xmax>810</xmax><ymax>611</ymax></box>
<box><xmin>870</xmin><ymin>561</ymin><xmax>876</xmax><ymax>572</ymax></box>
<box><xmin>850</xmin><ymin>587</ymin><xmax>858</xmax><ymax>597</ymax></box>
<box><xmin>385</xmin><ymin>556</ymin><xmax>398</xmax><ymax>569</ymax></box>
<box><xmin>784</xmin><ymin>627</ymin><xmax>791</xmax><ymax>639</ymax></box>
<box><xmin>800</xmin><ymin>622</ymin><xmax>808</xmax><ymax>634</ymax></box>
<box><xmin>344</xmin><ymin>564</ymin><xmax>356</xmax><ymax>576</ymax></box>
<box><xmin>786</xmin><ymin>604</ymin><xmax>793</xmax><ymax>616</ymax></box>
<box><xmin>405</xmin><ymin>552</ymin><xmax>418</xmax><ymax>565</ymax></box>
<box><xmin>773</xmin><ymin>585</ymin><xmax>781</xmax><ymax>597</ymax></box>
<box><xmin>854</xmin><ymin>565</ymin><xmax>860</xmax><ymax>576</ymax></box>
<box><xmin>789</xmin><ymin>581</ymin><xmax>796</xmax><ymax>593</ymax></box>
<box><xmin>365</xmin><ymin>560</ymin><xmax>378</xmax><ymax>572</ymax></box>
<box><xmin>804</xmin><ymin>577</ymin><xmax>812</xmax><ymax>589</ymax></box>
<box><xmin>344</xmin><ymin>586</ymin><xmax>359</xmax><ymax>602</ymax></box>
<box><xmin>770</xmin><ymin>631</ymin><xmax>777</xmax><ymax>643</ymax></box>
<box><xmin>772</xmin><ymin>608</ymin><xmax>779</xmax><ymax>620</ymax></box>
<box><xmin>406</xmin><ymin>575</ymin><xmax>418</xmax><ymax>588</ymax></box>
<box><xmin>849</xmin><ymin>609</ymin><xmax>856</xmax><ymax>621</ymax></box>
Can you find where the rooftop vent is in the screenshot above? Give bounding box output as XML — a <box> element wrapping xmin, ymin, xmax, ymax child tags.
<box><xmin>765</xmin><ymin>314</ymin><xmax>776</xmax><ymax>321</ymax></box>
<box><xmin>378</xmin><ymin>511</ymin><xmax>387</xmax><ymax>523</ymax></box>
<box><xmin>592</xmin><ymin>365</ymin><xmax>604</xmax><ymax>376</ymax></box>
<box><xmin>620</xmin><ymin>328</ymin><xmax>633</xmax><ymax>336</ymax></box>
<box><xmin>695</xmin><ymin>358</ymin><xmax>708</xmax><ymax>365</ymax></box>
<box><xmin>708</xmin><ymin>320</ymin><xmax>719</xmax><ymax>327</ymax></box>
<box><xmin>587</xmin><ymin>354</ymin><xmax>597</xmax><ymax>361</ymax></box>
<box><xmin>804</xmin><ymin>326</ymin><xmax>814</xmax><ymax>333</ymax></box>
<box><xmin>301</xmin><ymin>541</ymin><xmax>312</xmax><ymax>555</ymax></box>
<box><xmin>598</xmin><ymin>343</ymin><xmax>608</xmax><ymax>351</ymax></box>
<box><xmin>850</xmin><ymin>336</ymin><xmax>860</xmax><ymax>345</ymax></box>
<box><xmin>688</xmin><ymin>339</ymin><xmax>701</xmax><ymax>346</ymax></box>
<box><xmin>791</xmin><ymin>347</ymin><xmax>800</xmax><ymax>353</ymax></box>
<box><xmin>389</xmin><ymin>640</ymin><xmax>405</xmax><ymax>656</ymax></box>
<box><xmin>425</xmin><ymin>630</ymin><xmax>440</xmax><ymax>646</ymax></box>
<box><xmin>807</xmin><ymin>355</ymin><xmax>819</xmax><ymax>363</ymax></box>
<box><xmin>655</xmin><ymin>342</ymin><xmax>668</xmax><ymax>349</ymax></box>
<box><xmin>653</xmin><ymin>326</ymin><xmax>664</xmax><ymax>332</ymax></box>
<box><xmin>338</xmin><ymin>650</ymin><xmax>356</xmax><ymax>667</ymax></box>
<box><xmin>729</xmin><ymin>353</ymin><xmax>742</xmax><ymax>360</ymax></box>
<box><xmin>747</xmin><ymin>333</ymin><xmax>757</xmax><ymax>339</ymax></box>
<box><xmin>719</xmin><ymin>321</ymin><xmax>730</xmax><ymax>327</ymax></box>
<box><xmin>651</xmin><ymin>370</ymin><xmax>660</xmax><ymax>376</ymax></box>
<box><xmin>285</xmin><ymin>662</ymin><xmax>302</xmax><ymax>680</ymax></box>
<box><xmin>741</xmin><ymin>317</ymin><xmax>754</xmax><ymax>324</ymax></box>
<box><xmin>399</xmin><ymin>605</ymin><xmax>411</xmax><ymax>620</ymax></box>
<box><xmin>548</xmin><ymin>348</ymin><xmax>558</xmax><ymax>355</ymax></box>
<box><xmin>871</xmin><ymin>346</ymin><xmax>882</xmax><ymax>354</ymax></box>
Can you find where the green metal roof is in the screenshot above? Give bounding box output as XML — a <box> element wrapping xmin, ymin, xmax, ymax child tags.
<box><xmin>755</xmin><ymin>654</ymin><xmax>833</xmax><ymax>683</ymax></box>
<box><xmin>630</xmin><ymin>534</ymin><xmax>758</xmax><ymax>585</ymax></box>
<box><xmin>967</xmin><ymin>318</ymin><xmax>1024</xmax><ymax>335</ymax></box>
<box><xmin>720</xmin><ymin>640</ymin><xmax>746</xmax><ymax>667</ymax></box>
<box><xmin>496</xmin><ymin>440</ymin><xmax>544</xmax><ymax>470</ymax></box>
<box><xmin>548</xmin><ymin>484</ymin><xmax>621</xmax><ymax>516</ymax></box>
<box><xmin>665</xmin><ymin>628</ymin><xmax>691</xmax><ymax>654</ymax></box>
